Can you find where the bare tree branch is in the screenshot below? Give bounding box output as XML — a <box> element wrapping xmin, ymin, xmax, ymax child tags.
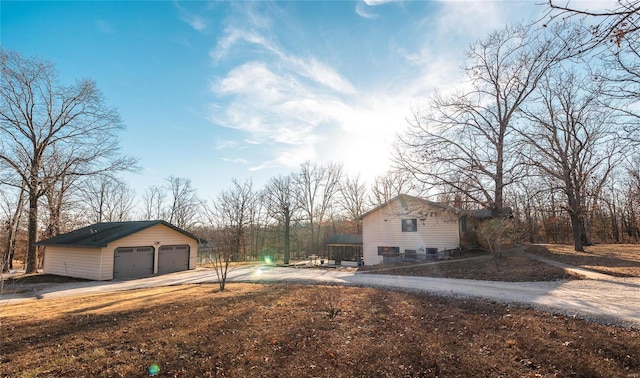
<box><xmin>0</xmin><ymin>49</ymin><xmax>138</xmax><ymax>272</ymax></box>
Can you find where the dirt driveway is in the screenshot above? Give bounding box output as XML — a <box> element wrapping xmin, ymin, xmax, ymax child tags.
<box><xmin>3</xmin><ymin>264</ymin><xmax>639</xmax><ymax>327</ymax></box>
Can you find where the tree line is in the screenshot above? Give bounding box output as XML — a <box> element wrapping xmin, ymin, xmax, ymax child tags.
<box><xmin>396</xmin><ymin>11</ymin><xmax>640</xmax><ymax>252</ymax></box>
<box><xmin>2</xmin><ymin>2</ymin><xmax>640</xmax><ymax>273</ymax></box>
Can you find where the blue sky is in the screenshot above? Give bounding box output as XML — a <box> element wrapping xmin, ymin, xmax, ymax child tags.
<box><xmin>2</xmin><ymin>0</ymin><xmax>551</xmax><ymax>198</ymax></box>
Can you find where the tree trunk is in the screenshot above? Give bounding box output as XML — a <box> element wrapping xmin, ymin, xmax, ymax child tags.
<box><xmin>3</xmin><ymin>219</ymin><xmax>19</xmax><ymax>271</ymax></box>
<box><xmin>610</xmin><ymin>204</ymin><xmax>620</xmax><ymax>243</ymax></box>
<box><xmin>3</xmin><ymin>226</ymin><xmax>15</xmax><ymax>272</ymax></box>
<box><xmin>493</xmin><ymin>137</ymin><xmax>505</xmax><ymax>218</ymax></box>
<box><xmin>3</xmin><ymin>185</ymin><xmax>25</xmax><ymax>272</ymax></box>
<box><xmin>493</xmin><ymin>254</ymin><xmax>501</xmax><ymax>272</ymax></box>
<box><xmin>284</xmin><ymin>212</ymin><xmax>291</xmax><ymax>265</ymax></box>
<box><xmin>310</xmin><ymin>222</ymin><xmax>316</xmax><ymax>256</ymax></box>
<box><xmin>26</xmin><ymin>190</ymin><xmax>39</xmax><ymax>273</ymax></box>
<box><xmin>580</xmin><ymin>218</ymin><xmax>591</xmax><ymax>247</ymax></box>
<box><xmin>569</xmin><ymin>211</ymin><xmax>584</xmax><ymax>252</ymax></box>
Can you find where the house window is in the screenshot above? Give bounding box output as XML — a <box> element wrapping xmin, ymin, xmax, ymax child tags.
<box><xmin>402</xmin><ymin>219</ymin><xmax>417</xmax><ymax>232</ymax></box>
<box><xmin>378</xmin><ymin>246</ymin><xmax>400</xmax><ymax>256</ymax></box>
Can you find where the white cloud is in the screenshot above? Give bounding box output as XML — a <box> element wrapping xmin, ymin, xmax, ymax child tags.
<box><xmin>435</xmin><ymin>0</ymin><xmax>542</xmax><ymax>38</ymax></box>
<box><xmin>356</xmin><ymin>0</ymin><xmax>403</xmax><ymax>18</ymax></box>
<box><xmin>364</xmin><ymin>0</ymin><xmax>397</xmax><ymax>5</ymax></box>
<box><xmin>222</xmin><ymin>157</ymin><xmax>249</xmax><ymax>164</ymax></box>
<box><xmin>184</xmin><ymin>15</ymin><xmax>206</xmax><ymax>31</ymax></box>
<box><xmin>291</xmin><ymin>56</ymin><xmax>356</xmax><ymax>94</ymax></box>
<box><xmin>211</xmin><ymin>27</ymin><xmax>355</xmax><ymax>96</ymax></box>
<box><xmin>211</xmin><ymin>54</ymin><xmax>417</xmax><ymax>183</ymax></box>
<box><xmin>249</xmin><ymin>145</ymin><xmax>317</xmax><ymax>171</ymax></box>
<box><xmin>174</xmin><ymin>1</ymin><xmax>208</xmax><ymax>31</ymax></box>
<box><xmin>209</xmin><ymin>14</ymin><xmax>419</xmax><ymax>183</ymax></box>
<box><xmin>215</xmin><ymin>61</ymin><xmax>284</xmax><ymax>101</ymax></box>
<box><xmin>355</xmin><ymin>3</ymin><xmax>379</xmax><ymax>19</ymax></box>
<box><xmin>208</xmin><ymin>1</ymin><xmax>546</xmax><ymax>184</ymax></box>
<box><xmin>210</xmin><ymin>27</ymin><xmax>278</xmax><ymax>62</ymax></box>
<box><xmin>214</xmin><ymin>139</ymin><xmax>238</xmax><ymax>150</ymax></box>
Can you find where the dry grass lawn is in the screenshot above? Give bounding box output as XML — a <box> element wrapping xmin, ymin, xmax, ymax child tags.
<box><xmin>2</xmin><ymin>284</ymin><xmax>640</xmax><ymax>377</ymax></box>
<box><xmin>1</xmin><ymin>244</ymin><xmax>639</xmax><ymax>377</ymax></box>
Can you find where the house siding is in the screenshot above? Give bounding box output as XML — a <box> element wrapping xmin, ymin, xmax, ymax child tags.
<box><xmin>362</xmin><ymin>197</ymin><xmax>460</xmax><ymax>266</ymax></box>
<box><xmin>103</xmin><ymin>224</ymin><xmax>197</xmax><ymax>280</ymax></box>
<box><xmin>43</xmin><ymin>246</ymin><xmax>105</xmax><ymax>280</ymax></box>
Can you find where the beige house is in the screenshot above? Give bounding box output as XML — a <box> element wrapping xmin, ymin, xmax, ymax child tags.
<box><xmin>361</xmin><ymin>194</ymin><xmax>460</xmax><ymax>266</ymax></box>
<box><xmin>38</xmin><ymin>220</ymin><xmax>199</xmax><ymax>281</ymax></box>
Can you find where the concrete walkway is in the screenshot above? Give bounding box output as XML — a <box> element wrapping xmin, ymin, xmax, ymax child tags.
<box><xmin>521</xmin><ymin>251</ymin><xmax>615</xmax><ymax>280</ymax></box>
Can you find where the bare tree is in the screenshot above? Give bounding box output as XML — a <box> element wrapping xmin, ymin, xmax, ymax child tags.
<box><xmin>597</xmin><ymin>34</ymin><xmax>640</xmax><ymax>128</ymax></box>
<box><xmin>546</xmin><ymin>0</ymin><xmax>640</xmax><ymax>50</ymax></box>
<box><xmin>165</xmin><ymin>176</ymin><xmax>199</xmax><ymax>230</ymax></box>
<box><xmin>80</xmin><ymin>175</ymin><xmax>136</xmax><ymax>223</ymax></box>
<box><xmin>545</xmin><ymin>2</ymin><xmax>640</xmax><ymax>131</ymax></box>
<box><xmin>338</xmin><ymin>173</ymin><xmax>369</xmax><ymax>233</ymax></box>
<box><xmin>625</xmin><ymin>156</ymin><xmax>640</xmax><ymax>240</ymax></box>
<box><xmin>0</xmin><ymin>50</ymin><xmax>137</xmax><ymax>273</ymax></box>
<box><xmin>38</xmin><ymin>148</ymin><xmax>89</xmax><ymax>240</ymax></box>
<box><xmin>41</xmin><ymin>173</ymin><xmax>77</xmax><ymax>240</ymax></box>
<box><xmin>141</xmin><ymin>185</ymin><xmax>167</xmax><ymax>220</ymax></box>
<box><xmin>201</xmin><ymin>179</ymin><xmax>255</xmax><ymax>291</ymax></box>
<box><xmin>506</xmin><ymin>174</ymin><xmax>546</xmax><ymax>244</ymax></box>
<box><xmin>518</xmin><ymin>68</ymin><xmax>632</xmax><ymax>251</ymax></box>
<box><xmin>369</xmin><ymin>169</ymin><xmax>420</xmax><ymax>207</ymax></box>
<box><xmin>476</xmin><ymin>218</ymin><xmax>518</xmax><ymax>272</ymax></box>
<box><xmin>263</xmin><ymin>174</ymin><xmax>300</xmax><ymax>265</ymax></box>
<box><xmin>395</xmin><ymin>23</ymin><xmax>572</xmax><ymax>217</ymax></box>
<box><xmin>0</xmin><ymin>182</ymin><xmax>26</xmax><ymax>271</ymax></box>
<box><xmin>246</xmin><ymin>193</ymin><xmax>269</xmax><ymax>261</ymax></box>
<box><xmin>295</xmin><ymin>161</ymin><xmax>343</xmax><ymax>255</ymax></box>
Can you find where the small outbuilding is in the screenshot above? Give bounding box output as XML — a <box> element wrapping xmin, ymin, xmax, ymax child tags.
<box><xmin>325</xmin><ymin>234</ymin><xmax>363</xmax><ymax>264</ymax></box>
<box><xmin>38</xmin><ymin>220</ymin><xmax>199</xmax><ymax>281</ymax></box>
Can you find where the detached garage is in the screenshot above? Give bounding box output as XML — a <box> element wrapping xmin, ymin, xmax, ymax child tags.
<box><xmin>38</xmin><ymin>220</ymin><xmax>199</xmax><ymax>281</ymax></box>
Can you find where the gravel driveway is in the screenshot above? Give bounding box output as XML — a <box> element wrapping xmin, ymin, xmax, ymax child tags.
<box><xmin>225</xmin><ymin>266</ymin><xmax>640</xmax><ymax>327</ymax></box>
<box><xmin>3</xmin><ymin>265</ymin><xmax>639</xmax><ymax>327</ymax></box>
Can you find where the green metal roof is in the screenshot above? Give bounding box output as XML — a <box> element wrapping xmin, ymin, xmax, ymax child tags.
<box><xmin>325</xmin><ymin>234</ymin><xmax>363</xmax><ymax>245</ymax></box>
<box><xmin>36</xmin><ymin>220</ymin><xmax>199</xmax><ymax>248</ymax></box>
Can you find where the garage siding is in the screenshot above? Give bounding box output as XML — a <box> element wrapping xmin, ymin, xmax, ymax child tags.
<box><xmin>105</xmin><ymin>224</ymin><xmax>197</xmax><ymax>279</ymax></box>
<box><xmin>99</xmin><ymin>245</ymin><xmax>115</xmax><ymax>280</ymax></box>
<box><xmin>43</xmin><ymin>246</ymin><xmax>104</xmax><ymax>280</ymax></box>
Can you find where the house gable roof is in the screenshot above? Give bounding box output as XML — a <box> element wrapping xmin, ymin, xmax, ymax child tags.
<box><xmin>37</xmin><ymin>220</ymin><xmax>199</xmax><ymax>248</ymax></box>
<box><xmin>359</xmin><ymin>194</ymin><xmax>455</xmax><ymax>220</ymax></box>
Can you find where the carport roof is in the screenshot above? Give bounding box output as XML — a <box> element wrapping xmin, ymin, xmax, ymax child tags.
<box><xmin>37</xmin><ymin>220</ymin><xmax>199</xmax><ymax>248</ymax></box>
<box><xmin>325</xmin><ymin>234</ymin><xmax>363</xmax><ymax>245</ymax></box>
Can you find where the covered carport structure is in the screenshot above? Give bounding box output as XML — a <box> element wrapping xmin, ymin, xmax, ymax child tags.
<box><xmin>325</xmin><ymin>234</ymin><xmax>362</xmax><ymax>265</ymax></box>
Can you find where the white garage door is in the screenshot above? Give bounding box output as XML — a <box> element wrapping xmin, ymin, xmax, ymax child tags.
<box><xmin>158</xmin><ymin>245</ymin><xmax>190</xmax><ymax>274</ymax></box>
<box><xmin>114</xmin><ymin>246</ymin><xmax>154</xmax><ymax>279</ymax></box>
